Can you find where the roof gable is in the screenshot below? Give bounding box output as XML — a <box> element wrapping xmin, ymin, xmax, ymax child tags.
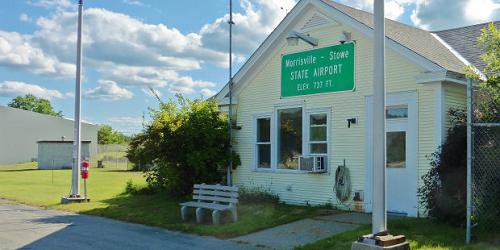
<box><xmin>321</xmin><ymin>0</ymin><xmax>467</xmax><ymax>74</ymax></box>
<box><xmin>215</xmin><ymin>0</ymin><xmax>473</xmax><ymax>101</ymax></box>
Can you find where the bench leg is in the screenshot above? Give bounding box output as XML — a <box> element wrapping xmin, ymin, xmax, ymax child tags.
<box><xmin>196</xmin><ymin>207</ymin><xmax>204</xmax><ymax>224</ymax></box>
<box><xmin>180</xmin><ymin>206</ymin><xmax>188</xmax><ymax>221</ymax></box>
<box><xmin>212</xmin><ymin>210</ymin><xmax>221</xmax><ymax>225</ymax></box>
<box><xmin>230</xmin><ymin>206</ymin><xmax>238</xmax><ymax>222</ymax></box>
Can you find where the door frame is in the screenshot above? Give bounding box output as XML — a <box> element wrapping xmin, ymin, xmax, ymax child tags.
<box><xmin>364</xmin><ymin>91</ymin><xmax>418</xmax><ymax>217</ymax></box>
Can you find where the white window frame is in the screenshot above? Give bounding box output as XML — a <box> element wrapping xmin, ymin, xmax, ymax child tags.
<box><xmin>253</xmin><ymin>113</ymin><xmax>273</xmax><ymax>171</ymax></box>
<box><xmin>252</xmin><ymin>103</ymin><xmax>332</xmax><ymax>174</ymax></box>
<box><xmin>305</xmin><ymin>108</ymin><xmax>331</xmax><ymax>158</ymax></box>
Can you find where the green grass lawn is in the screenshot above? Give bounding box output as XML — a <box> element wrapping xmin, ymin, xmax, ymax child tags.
<box><xmin>297</xmin><ymin>218</ymin><xmax>500</xmax><ymax>250</ymax></box>
<box><xmin>0</xmin><ymin>162</ymin><xmax>334</xmax><ymax>238</ymax></box>
<box><xmin>1</xmin><ymin>163</ymin><xmax>498</xmax><ymax>247</ymax></box>
<box><xmin>0</xmin><ymin>163</ymin><xmax>145</xmax><ymax>212</ymax></box>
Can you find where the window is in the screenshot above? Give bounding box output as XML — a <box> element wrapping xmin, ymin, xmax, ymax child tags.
<box><xmin>309</xmin><ymin>113</ymin><xmax>327</xmax><ymax>155</ymax></box>
<box><xmin>277</xmin><ymin>107</ymin><xmax>302</xmax><ymax>170</ymax></box>
<box><xmin>256</xmin><ymin>117</ymin><xmax>271</xmax><ymax>168</ymax></box>
<box><xmin>386</xmin><ymin>106</ymin><xmax>408</xmax><ymax>119</ymax></box>
<box><xmin>386</xmin><ymin>131</ymin><xmax>406</xmax><ymax>168</ymax></box>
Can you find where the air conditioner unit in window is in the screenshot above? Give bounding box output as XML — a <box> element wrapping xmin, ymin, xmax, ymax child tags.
<box><xmin>299</xmin><ymin>156</ymin><xmax>327</xmax><ymax>173</ymax></box>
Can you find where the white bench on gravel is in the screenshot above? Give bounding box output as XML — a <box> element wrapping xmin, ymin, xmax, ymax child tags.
<box><xmin>180</xmin><ymin>184</ymin><xmax>239</xmax><ymax>225</ymax></box>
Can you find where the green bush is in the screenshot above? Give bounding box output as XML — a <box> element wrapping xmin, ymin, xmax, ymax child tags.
<box><xmin>127</xmin><ymin>95</ymin><xmax>240</xmax><ymax>197</ymax></box>
<box><xmin>418</xmin><ymin>109</ymin><xmax>467</xmax><ymax>226</ymax></box>
<box><xmin>126</xmin><ymin>133</ymin><xmax>152</xmax><ymax>171</ymax></box>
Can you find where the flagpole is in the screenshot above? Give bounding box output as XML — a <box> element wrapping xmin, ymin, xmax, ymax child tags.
<box><xmin>372</xmin><ymin>0</ymin><xmax>387</xmax><ymax>234</ymax></box>
<box><xmin>67</xmin><ymin>0</ymin><xmax>84</xmax><ymax>201</ymax></box>
<box><xmin>227</xmin><ymin>0</ymin><xmax>234</xmax><ymax>186</ymax></box>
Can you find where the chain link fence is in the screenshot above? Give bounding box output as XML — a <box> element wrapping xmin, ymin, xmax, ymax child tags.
<box><xmin>96</xmin><ymin>144</ymin><xmax>130</xmax><ymax>170</ymax></box>
<box><xmin>468</xmin><ymin>83</ymin><xmax>500</xmax><ymax>242</ymax></box>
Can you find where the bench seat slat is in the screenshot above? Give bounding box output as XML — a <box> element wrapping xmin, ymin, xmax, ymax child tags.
<box><xmin>193</xmin><ymin>189</ymin><xmax>239</xmax><ymax>198</ymax></box>
<box><xmin>193</xmin><ymin>195</ymin><xmax>238</xmax><ymax>204</ymax></box>
<box><xmin>180</xmin><ymin>201</ymin><xmax>231</xmax><ymax>210</ymax></box>
<box><xmin>194</xmin><ymin>184</ymin><xmax>238</xmax><ymax>192</ymax></box>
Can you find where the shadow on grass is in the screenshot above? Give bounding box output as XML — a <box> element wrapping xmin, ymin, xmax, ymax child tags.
<box><xmin>98</xmin><ymin>169</ymin><xmax>140</xmax><ymax>173</ymax></box>
<box><xmin>82</xmin><ymin>192</ymin><xmax>337</xmax><ymax>239</ymax></box>
<box><xmin>0</xmin><ymin>168</ymin><xmax>40</xmax><ymax>172</ymax></box>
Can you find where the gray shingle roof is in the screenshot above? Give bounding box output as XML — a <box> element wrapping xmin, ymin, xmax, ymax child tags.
<box><xmin>433</xmin><ymin>21</ymin><xmax>500</xmax><ymax>72</ymax></box>
<box><xmin>321</xmin><ymin>0</ymin><xmax>473</xmax><ymax>74</ymax></box>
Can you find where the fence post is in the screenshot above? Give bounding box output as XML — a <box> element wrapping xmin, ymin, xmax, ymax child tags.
<box><xmin>466</xmin><ymin>78</ymin><xmax>473</xmax><ymax>244</ymax></box>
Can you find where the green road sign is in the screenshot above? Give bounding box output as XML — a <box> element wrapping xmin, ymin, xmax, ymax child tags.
<box><xmin>281</xmin><ymin>42</ymin><xmax>355</xmax><ymax>97</ymax></box>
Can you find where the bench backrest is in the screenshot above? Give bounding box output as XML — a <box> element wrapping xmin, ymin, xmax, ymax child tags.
<box><xmin>193</xmin><ymin>184</ymin><xmax>239</xmax><ymax>204</ymax></box>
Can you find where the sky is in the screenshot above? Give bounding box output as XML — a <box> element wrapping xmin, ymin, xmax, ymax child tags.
<box><xmin>0</xmin><ymin>0</ymin><xmax>499</xmax><ymax>135</ymax></box>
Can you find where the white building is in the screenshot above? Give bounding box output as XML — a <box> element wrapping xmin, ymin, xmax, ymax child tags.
<box><xmin>37</xmin><ymin>140</ymin><xmax>92</xmax><ymax>169</ymax></box>
<box><xmin>0</xmin><ymin>105</ymin><xmax>99</xmax><ymax>164</ymax></box>
<box><xmin>215</xmin><ymin>0</ymin><xmax>494</xmax><ymax>217</ymax></box>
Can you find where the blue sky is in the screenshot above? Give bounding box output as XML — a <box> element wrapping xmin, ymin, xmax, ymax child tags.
<box><xmin>0</xmin><ymin>0</ymin><xmax>499</xmax><ymax>134</ymax></box>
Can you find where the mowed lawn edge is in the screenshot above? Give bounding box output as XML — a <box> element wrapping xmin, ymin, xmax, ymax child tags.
<box><xmin>296</xmin><ymin>218</ymin><xmax>500</xmax><ymax>250</ymax></box>
<box><xmin>0</xmin><ymin>163</ymin><xmax>336</xmax><ymax>239</ymax></box>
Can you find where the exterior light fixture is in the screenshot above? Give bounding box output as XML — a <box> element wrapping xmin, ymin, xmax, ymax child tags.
<box><xmin>339</xmin><ymin>31</ymin><xmax>351</xmax><ymax>44</ymax></box>
<box><xmin>286</xmin><ymin>31</ymin><xmax>318</xmax><ymax>46</ymax></box>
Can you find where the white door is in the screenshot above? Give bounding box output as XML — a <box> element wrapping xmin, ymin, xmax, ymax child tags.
<box><xmin>386</xmin><ymin>109</ymin><xmax>410</xmax><ymax>214</ymax></box>
<box><xmin>364</xmin><ymin>92</ymin><xmax>418</xmax><ymax>217</ymax></box>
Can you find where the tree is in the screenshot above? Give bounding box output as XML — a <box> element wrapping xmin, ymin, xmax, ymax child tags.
<box><xmin>98</xmin><ymin>125</ymin><xmax>130</xmax><ymax>144</ymax></box>
<box><xmin>8</xmin><ymin>94</ymin><xmax>63</xmax><ymax>117</ymax></box>
<box><xmin>420</xmin><ymin>23</ymin><xmax>500</xmax><ymax>226</ymax></box>
<box><xmin>467</xmin><ymin>23</ymin><xmax>500</xmax><ymax>121</ymax></box>
<box><xmin>126</xmin><ymin>95</ymin><xmax>239</xmax><ymax>197</ymax></box>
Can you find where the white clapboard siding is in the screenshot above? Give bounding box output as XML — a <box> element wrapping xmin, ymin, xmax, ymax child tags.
<box><xmin>230</xmin><ymin>8</ymin><xmax>440</xmax><ymax>214</ymax></box>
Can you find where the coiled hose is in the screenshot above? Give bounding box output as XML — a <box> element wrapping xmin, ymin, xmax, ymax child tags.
<box><xmin>334</xmin><ymin>161</ymin><xmax>351</xmax><ymax>203</ymax></box>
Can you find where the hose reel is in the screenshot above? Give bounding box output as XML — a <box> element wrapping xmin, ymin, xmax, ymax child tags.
<box><xmin>334</xmin><ymin>159</ymin><xmax>351</xmax><ymax>203</ymax></box>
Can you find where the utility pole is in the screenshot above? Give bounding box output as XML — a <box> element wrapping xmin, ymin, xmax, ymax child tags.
<box><xmin>227</xmin><ymin>0</ymin><xmax>234</xmax><ymax>186</ymax></box>
<box><xmin>62</xmin><ymin>0</ymin><xmax>84</xmax><ymax>203</ymax></box>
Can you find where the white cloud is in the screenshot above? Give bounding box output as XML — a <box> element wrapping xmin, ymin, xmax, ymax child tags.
<box><xmin>19</xmin><ymin>13</ymin><xmax>32</xmax><ymax>22</ymax></box>
<box><xmin>122</xmin><ymin>0</ymin><xmax>143</xmax><ymax>6</ymax></box>
<box><xmin>28</xmin><ymin>0</ymin><xmax>74</xmax><ymax>12</ymax></box>
<box><xmin>0</xmin><ymin>31</ymin><xmax>74</xmax><ymax>77</ymax></box>
<box><xmin>335</xmin><ymin>0</ymin><xmax>408</xmax><ymax>20</ymax></box>
<box><xmin>31</xmin><ymin>8</ymin><xmax>213</xmax><ymax>70</ymax></box>
<box><xmin>107</xmin><ymin>116</ymin><xmax>143</xmax><ymax>134</ymax></box>
<box><xmin>108</xmin><ymin>116</ymin><xmax>143</xmax><ymax>125</ymax></box>
<box><xmin>98</xmin><ymin>64</ymin><xmax>215</xmax><ymax>94</ymax></box>
<box><xmin>410</xmin><ymin>0</ymin><xmax>500</xmax><ymax>30</ymax></box>
<box><xmin>199</xmin><ymin>0</ymin><xmax>295</xmax><ymax>64</ymax></box>
<box><xmin>465</xmin><ymin>0</ymin><xmax>500</xmax><ymax>23</ymax></box>
<box><xmin>0</xmin><ymin>1</ymin><xmax>298</xmax><ymax>97</ymax></box>
<box><xmin>0</xmin><ymin>81</ymin><xmax>65</xmax><ymax>100</ymax></box>
<box><xmin>200</xmin><ymin>88</ymin><xmax>217</xmax><ymax>98</ymax></box>
<box><xmin>84</xmin><ymin>80</ymin><xmax>133</xmax><ymax>101</ymax></box>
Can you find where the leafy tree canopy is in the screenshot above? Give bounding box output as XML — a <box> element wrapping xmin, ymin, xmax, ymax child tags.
<box><xmin>8</xmin><ymin>94</ymin><xmax>63</xmax><ymax>117</ymax></box>
<box><xmin>98</xmin><ymin>125</ymin><xmax>130</xmax><ymax>144</ymax></box>
<box><xmin>126</xmin><ymin>95</ymin><xmax>239</xmax><ymax>196</ymax></box>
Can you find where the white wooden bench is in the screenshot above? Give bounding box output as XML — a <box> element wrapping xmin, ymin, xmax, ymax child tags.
<box><xmin>180</xmin><ymin>184</ymin><xmax>239</xmax><ymax>225</ymax></box>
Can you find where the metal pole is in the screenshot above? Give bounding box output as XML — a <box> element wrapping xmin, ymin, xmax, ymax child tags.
<box><xmin>71</xmin><ymin>0</ymin><xmax>84</xmax><ymax>197</ymax></box>
<box><xmin>227</xmin><ymin>0</ymin><xmax>234</xmax><ymax>186</ymax></box>
<box><xmin>84</xmin><ymin>179</ymin><xmax>87</xmax><ymax>201</ymax></box>
<box><xmin>466</xmin><ymin>78</ymin><xmax>473</xmax><ymax>244</ymax></box>
<box><xmin>372</xmin><ymin>0</ymin><xmax>387</xmax><ymax>234</ymax></box>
